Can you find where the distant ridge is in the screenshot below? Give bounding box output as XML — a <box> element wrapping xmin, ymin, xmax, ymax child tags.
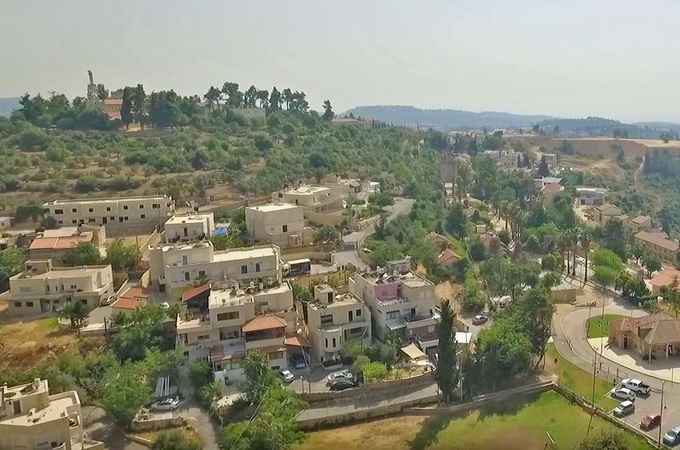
<box><xmin>343</xmin><ymin>105</ymin><xmax>554</xmax><ymax>130</ymax></box>
<box><xmin>0</xmin><ymin>97</ymin><xmax>20</xmax><ymax>117</ymax></box>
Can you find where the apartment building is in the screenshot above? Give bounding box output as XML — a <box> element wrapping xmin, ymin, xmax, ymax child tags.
<box><xmin>575</xmin><ymin>187</ymin><xmax>607</xmax><ymax>206</ymax></box>
<box><xmin>635</xmin><ymin>231</ymin><xmax>680</xmax><ymax>263</ymax></box>
<box><xmin>349</xmin><ymin>259</ymin><xmax>440</xmax><ymax>356</ymax></box>
<box><xmin>533</xmin><ymin>177</ymin><xmax>562</xmax><ymax>191</ymax></box>
<box><xmin>481</xmin><ymin>148</ymin><xmax>519</xmax><ymax>170</ymax></box>
<box><xmin>245</xmin><ymin>204</ymin><xmax>313</xmax><ymax>248</ymax></box>
<box><xmin>542</xmin><ymin>153</ymin><xmax>558</xmax><ymax>170</ymax></box>
<box><xmin>0</xmin><ymin>378</ymin><xmax>104</xmax><ymax>450</ymax></box>
<box><xmin>164</xmin><ymin>213</ymin><xmax>215</xmax><ymax>243</ymax></box>
<box><xmin>0</xmin><ymin>260</ymin><xmax>114</xmax><ymax>316</ymax></box>
<box><xmin>271</xmin><ymin>185</ymin><xmax>345</xmax><ymax>214</ymax></box>
<box><xmin>148</xmin><ymin>242</ymin><xmax>282</xmax><ymax>296</ymax></box>
<box><xmin>301</xmin><ymin>284</ymin><xmax>371</xmax><ymax>365</ymax></box>
<box><xmin>43</xmin><ymin>195</ymin><xmax>174</xmax><ymax>229</ymax></box>
<box><xmin>177</xmin><ymin>282</ymin><xmax>295</xmax><ymax>383</ymax></box>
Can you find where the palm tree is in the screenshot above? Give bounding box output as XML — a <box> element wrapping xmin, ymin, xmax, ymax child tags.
<box><xmin>558</xmin><ymin>230</ymin><xmax>571</xmax><ymax>275</ymax></box>
<box><xmin>570</xmin><ymin>227</ymin><xmax>580</xmax><ymax>277</ymax></box>
<box><xmin>580</xmin><ymin>228</ymin><xmax>593</xmax><ymax>283</ymax></box>
<box><xmin>59</xmin><ymin>300</ymin><xmax>87</xmax><ymax>328</ymax></box>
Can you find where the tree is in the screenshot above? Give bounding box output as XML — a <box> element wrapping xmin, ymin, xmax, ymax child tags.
<box><xmin>435</xmin><ymin>299</ymin><xmax>459</xmax><ymax>403</ymax></box>
<box><xmin>100</xmin><ymin>361</ymin><xmax>153</xmax><ymax>426</ymax></box>
<box><xmin>269</xmin><ymin>87</ymin><xmax>282</xmax><ymax>111</ymax></box>
<box><xmin>41</xmin><ymin>215</ymin><xmax>58</xmax><ymax>229</ymax></box>
<box><xmin>152</xmin><ymin>430</ymin><xmax>201</xmax><ymax>450</ymax></box>
<box><xmin>63</xmin><ymin>243</ymin><xmax>103</xmax><ymax>266</ymax></box>
<box><xmin>322</xmin><ymin>100</ymin><xmax>334</xmax><ymax>121</ymax></box>
<box><xmin>592</xmin><ymin>266</ymin><xmax>617</xmax><ymax>290</ymax></box>
<box><xmin>95</xmin><ymin>84</ymin><xmax>109</xmax><ymax>101</ymax></box>
<box><xmin>256</xmin><ymin>90</ymin><xmax>269</xmax><ymax>109</ymax></box>
<box><xmin>579</xmin><ymin>429</ymin><xmax>628</xmax><ymax>450</ymax></box>
<box><xmin>132</xmin><ymin>84</ymin><xmax>147</xmax><ymax>129</ymax></box>
<box><xmin>661</xmin><ymin>278</ymin><xmax>680</xmax><ymax>317</ymax></box>
<box><xmin>590</xmin><ymin>248</ymin><xmax>624</xmax><ymax>273</ymax></box>
<box><xmin>222</xmin><ymin>82</ymin><xmax>242</xmax><ymax>108</ymax></box>
<box><xmin>641</xmin><ymin>253</ymin><xmax>661</xmax><ymax>277</ymax></box>
<box><xmin>203</xmin><ymin>86</ymin><xmax>222</xmax><ymax>111</ymax></box>
<box><xmin>599</xmin><ymin>219</ymin><xmax>627</xmax><ymax>260</ymax></box>
<box><xmin>242</xmin><ymin>350</ymin><xmax>279</xmax><ymax>404</ymax></box>
<box><xmin>59</xmin><ymin>300</ymin><xmax>87</xmax><ymax>328</ymax></box>
<box><xmin>107</xmin><ymin>239</ymin><xmax>140</xmax><ymax>271</ymax></box>
<box><xmin>444</xmin><ymin>202</ymin><xmax>467</xmax><ymax>237</ymax></box>
<box><xmin>537</xmin><ymin>156</ymin><xmax>551</xmax><ymax>177</ymax></box>
<box><xmin>314</xmin><ymin>226</ymin><xmax>337</xmax><ymax>243</ymax></box>
<box><xmin>580</xmin><ymin>229</ymin><xmax>592</xmax><ymax>282</ymax></box>
<box><xmin>120</xmin><ymin>87</ymin><xmax>133</xmax><ymax>129</ymax></box>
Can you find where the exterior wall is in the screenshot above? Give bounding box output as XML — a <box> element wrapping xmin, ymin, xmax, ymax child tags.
<box><xmin>307</xmin><ymin>299</ymin><xmax>371</xmax><ymax>361</ymax></box>
<box><xmin>634</xmin><ymin>236</ymin><xmax>679</xmax><ymax>262</ymax></box>
<box><xmin>164</xmin><ymin>214</ymin><xmax>215</xmax><ymax>243</ymax></box>
<box><xmin>271</xmin><ymin>186</ymin><xmax>345</xmax><ymax>213</ymax></box>
<box><xmin>0</xmin><ymin>217</ymin><xmax>11</xmax><ymax>230</ymax></box>
<box><xmin>44</xmin><ymin>196</ymin><xmax>174</xmax><ymax>228</ymax></box>
<box><xmin>245</xmin><ymin>205</ymin><xmax>312</xmax><ymax>248</ymax></box>
<box><xmin>576</xmin><ymin>189</ymin><xmax>606</xmax><ymax>206</ymax></box>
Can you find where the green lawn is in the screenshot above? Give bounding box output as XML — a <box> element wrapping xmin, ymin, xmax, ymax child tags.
<box><xmin>298</xmin><ymin>391</ymin><xmax>652</xmax><ymax>450</ymax></box>
<box><xmin>586</xmin><ymin>314</ymin><xmax>626</xmax><ymax>338</ymax></box>
<box><xmin>545</xmin><ymin>344</ymin><xmax>617</xmax><ymax>410</ymax></box>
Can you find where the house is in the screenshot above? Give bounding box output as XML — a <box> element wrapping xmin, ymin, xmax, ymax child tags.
<box><xmin>176</xmin><ymin>282</ymin><xmax>296</xmax><ymax>383</ymax></box>
<box><xmin>650</xmin><ymin>268</ymin><xmax>680</xmax><ymax>295</ymax></box>
<box><xmin>271</xmin><ymin>185</ymin><xmax>345</xmax><ymax>215</ymax></box>
<box><xmin>481</xmin><ymin>148</ymin><xmax>519</xmax><ymax>170</ymax></box>
<box><xmin>540</xmin><ymin>182</ymin><xmax>563</xmax><ymax>206</ymax></box>
<box><xmin>301</xmin><ymin>284</ymin><xmax>372</xmax><ymax>366</ymax></box>
<box><xmin>593</xmin><ymin>203</ymin><xmax>626</xmax><ymax>224</ymax></box>
<box><xmin>628</xmin><ymin>215</ymin><xmax>653</xmax><ymax>231</ymax></box>
<box><xmin>542</xmin><ymin>153</ymin><xmax>558</xmax><ymax>170</ymax></box>
<box><xmin>0</xmin><ymin>378</ymin><xmax>104</xmax><ymax>450</ymax></box>
<box><xmin>533</xmin><ymin>177</ymin><xmax>562</xmax><ymax>190</ymax></box>
<box><xmin>609</xmin><ymin>313</ymin><xmax>680</xmax><ymax>362</ymax></box>
<box><xmin>111</xmin><ymin>286</ymin><xmax>149</xmax><ymax>316</ymax></box>
<box><xmin>43</xmin><ymin>195</ymin><xmax>175</xmax><ymax>233</ymax></box>
<box><xmin>28</xmin><ymin>225</ymin><xmax>106</xmax><ymax>263</ymax></box>
<box><xmin>164</xmin><ymin>213</ymin><xmax>215</xmax><ymax>243</ymax></box>
<box><xmin>0</xmin><ymin>216</ymin><xmax>11</xmax><ymax>230</ymax></box>
<box><xmin>245</xmin><ymin>204</ymin><xmax>313</xmax><ymax>248</ymax></box>
<box><xmin>102</xmin><ymin>97</ymin><xmax>123</xmax><ymax>121</ymax></box>
<box><xmin>148</xmin><ymin>242</ymin><xmax>283</xmax><ymax>297</ymax></box>
<box><xmin>575</xmin><ymin>187</ymin><xmax>607</xmax><ymax>206</ymax></box>
<box><xmin>0</xmin><ymin>259</ymin><xmax>114</xmax><ymax>316</ymax></box>
<box><xmin>349</xmin><ymin>259</ymin><xmax>440</xmax><ymax>356</ymax></box>
<box><xmin>634</xmin><ymin>231</ymin><xmax>680</xmax><ymax>263</ymax></box>
<box><xmin>437</xmin><ymin>248</ymin><xmax>463</xmax><ymax>267</ymax></box>
<box><xmin>324</xmin><ymin>174</ymin><xmax>378</xmax><ymax>201</ymax></box>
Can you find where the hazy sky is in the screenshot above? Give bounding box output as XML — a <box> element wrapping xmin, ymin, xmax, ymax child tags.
<box><xmin>2</xmin><ymin>0</ymin><xmax>679</xmax><ymax>122</ymax></box>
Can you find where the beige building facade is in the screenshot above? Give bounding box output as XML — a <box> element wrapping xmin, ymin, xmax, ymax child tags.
<box><xmin>163</xmin><ymin>213</ymin><xmax>215</xmax><ymax>243</ymax></box>
<box><xmin>245</xmin><ymin>204</ymin><xmax>313</xmax><ymax>248</ymax></box>
<box><xmin>271</xmin><ymin>185</ymin><xmax>345</xmax><ymax>214</ymax></box>
<box><xmin>635</xmin><ymin>231</ymin><xmax>680</xmax><ymax>263</ymax></box>
<box><xmin>0</xmin><ymin>378</ymin><xmax>103</xmax><ymax>450</ymax></box>
<box><xmin>0</xmin><ymin>260</ymin><xmax>114</xmax><ymax>316</ymax></box>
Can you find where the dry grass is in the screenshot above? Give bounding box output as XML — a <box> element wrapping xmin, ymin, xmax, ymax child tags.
<box><xmin>137</xmin><ymin>426</ymin><xmax>202</xmax><ymax>446</ymax></box>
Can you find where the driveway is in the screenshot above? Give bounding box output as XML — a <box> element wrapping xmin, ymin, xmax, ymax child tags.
<box><xmin>82</xmin><ymin>406</ymin><xmax>146</xmax><ymax>450</ymax></box>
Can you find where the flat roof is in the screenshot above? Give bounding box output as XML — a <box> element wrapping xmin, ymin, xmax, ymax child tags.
<box><xmin>283</xmin><ymin>185</ymin><xmax>331</xmax><ymax>195</ymax></box>
<box><xmin>14</xmin><ymin>265</ymin><xmax>109</xmax><ymax>280</ymax></box>
<box><xmin>247</xmin><ymin>203</ymin><xmax>300</xmax><ymax>212</ymax></box>
<box><xmin>309</xmin><ymin>293</ymin><xmax>363</xmax><ymax>310</ymax></box>
<box><xmin>44</xmin><ymin>195</ymin><xmax>169</xmax><ymax>206</ymax></box>
<box><xmin>29</xmin><ymin>234</ymin><xmax>93</xmax><ymax>250</ymax></box>
<box><xmin>165</xmin><ymin>213</ymin><xmax>213</xmax><ymax>225</ymax></box>
<box><xmin>1</xmin><ymin>392</ymin><xmax>79</xmax><ymax>426</ymax></box>
<box><xmin>213</xmin><ymin>246</ymin><xmax>278</xmax><ymax>262</ymax></box>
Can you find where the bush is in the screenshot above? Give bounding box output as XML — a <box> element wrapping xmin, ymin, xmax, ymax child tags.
<box><xmin>461</xmin><ymin>294</ymin><xmax>486</xmax><ymax>313</ymax></box>
<box><xmin>362</xmin><ymin>362</ymin><xmax>389</xmax><ymax>381</ymax></box>
<box><xmin>73</xmin><ymin>176</ymin><xmax>104</xmax><ymax>193</ymax></box>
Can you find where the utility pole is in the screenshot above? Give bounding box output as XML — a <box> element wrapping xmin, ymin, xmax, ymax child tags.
<box><xmin>659</xmin><ymin>380</ymin><xmax>665</xmax><ymax>449</ymax></box>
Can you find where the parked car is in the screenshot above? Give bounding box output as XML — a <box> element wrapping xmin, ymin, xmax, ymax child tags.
<box><xmin>613</xmin><ymin>400</ymin><xmax>635</xmax><ymax>417</ymax></box>
<box><xmin>327</xmin><ymin>370</ymin><xmax>354</xmax><ymax>383</ymax></box>
<box><xmin>329</xmin><ymin>379</ymin><xmax>357</xmax><ymax>391</ymax></box>
<box><xmin>150</xmin><ymin>397</ymin><xmax>180</xmax><ymax>411</ymax></box>
<box><xmin>640</xmin><ymin>413</ymin><xmax>662</xmax><ymax>430</ymax></box>
<box><xmin>472</xmin><ymin>314</ymin><xmax>488</xmax><ymax>325</ymax></box>
<box><xmin>663</xmin><ymin>427</ymin><xmax>680</xmax><ymax>446</ymax></box>
<box><xmin>621</xmin><ymin>378</ymin><xmax>651</xmax><ymax>395</ymax></box>
<box><xmin>289</xmin><ymin>355</ymin><xmax>306</xmax><ymax>370</ymax></box>
<box><xmin>611</xmin><ymin>387</ymin><xmax>636</xmax><ymax>402</ymax></box>
<box><xmin>278</xmin><ymin>370</ymin><xmax>295</xmax><ymax>383</ymax></box>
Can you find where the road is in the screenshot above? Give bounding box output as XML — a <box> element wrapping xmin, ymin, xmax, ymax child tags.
<box><xmin>82</xmin><ymin>407</ymin><xmax>146</xmax><ymax>450</ymax></box>
<box><xmin>335</xmin><ymin>198</ymin><xmax>415</xmax><ymax>269</ymax></box>
<box><xmin>554</xmin><ymin>289</ymin><xmax>680</xmax><ymax>443</ymax></box>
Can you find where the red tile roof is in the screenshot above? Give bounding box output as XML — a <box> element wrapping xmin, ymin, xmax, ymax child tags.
<box><xmin>182</xmin><ymin>284</ymin><xmax>211</xmax><ymax>302</ymax></box>
<box><xmin>541</xmin><ymin>182</ymin><xmax>562</xmax><ymax>193</ymax></box>
<box><xmin>651</xmin><ymin>268</ymin><xmax>680</xmax><ymax>289</ymax></box>
<box><xmin>112</xmin><ymin>286</ymin><xmax>149</xmax><ymax>310</ymax></box>
<box><xmin>29</xmin><ymin>235</ymin><xmax>91</xmax><ymax>251</ymax></box>
<box><xmin>242</xmin><ymin>315</ymin><xmax>287</xmax><ymax>333</ymax></box>
<box><xmin>438</xmin><ymin>248</ymin><xmax>462</xmax><ymax>264</ymax></box>
<box><xmin>284</xmin><ymin>335</ymin><xmax>311</xmax><ymax>348</ymax></box>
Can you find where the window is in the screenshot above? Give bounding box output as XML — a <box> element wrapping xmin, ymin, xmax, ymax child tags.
<box><xmin>70</xmin><ymin>285</ymin><xmax>77</xmax><ymax>290</ymax></box>
<box><xmin>332</xmin><ymin>338</ymin><xmax>336</xmax><ymax>347</ymax></box>
<box><xmin>282</xmin><ymin>224</ymin><xmax>288</xmax><ymax>232</ymax></box>
<box><xmin>153</xmin><ymin>203</ymin><xmax>160</xmax><ymax>209</ymax></box>
<box><xmin>140</xmin><ymin>214</ymin><xmax>146</xmax><ymax>219</ymax></box>
<box><xmin>80</xmin><ymin>299</ymin><xmax>87</xmax><ymax>305</ymax></box>
<box><xmin>182</xmin><ymin>255</ymin><xmax>188</xmax><ymax>265</ymax></box>
<box><xmin>106</xmin><ymin>207</ymin><xmax>111</xmax><ymax>212</ymax></box>
<box><xmin>139</xmin><ymin>204</ymin><xmax>144</xmax><ymax>209</ymax></box>
<box><xmin>240</xmin><ymin>265</ymin><xmax>248</xmax><ymax>274</ymax></box>
<box><xmin>386</xmin><ymin>311</ymin><xmax>400</xmax><ymax>320</ymax></box>
<box><xmin>72</xmin><ymin>220</ymin><xmax>78</xmax><ymax>224</ymax></box>
<box><xmin>110</xmin><ymin>216</ymin><xmax>115</xmax><ymax>221</ymax></box>
<box><xmin>198</xmin><ymin>334</ymin><xmax>210</xmax><ymax>341</ymax></box>
<box><xmin>123</xmin><ymin>205</ymin><xmax>129</xmax><ymax>210</ymax></box>
<box><xmin>198</xmin><ymin>270</ymin><xmax>206</xmax><ymax>277</ymax></box>
<box><xmin>119</xmin><ymin>217</ymin><xmax>124</xmax><ymax>223</ymax></box>
<box><xmin>356</xmin><ymin>309</ymin><xmax>362</xmax><ymax>317</ymax></box>
<box><xmin>255</xmin><ymin>263</ymin><xmax>261</xmax><ymax>273</ymax></box>
<box><xmin>26</xmin><ymin>301</ymin><xmax>33</xmax><ymax>307</ymax></box>
<box><xmin>88</xmin><ymin>218</ymin><xmax>96</xmax><ymax>223</ymax></box>
<box><xmin>184</xmin><ymin>272</ymin><xmax>190</xmax><ymax>281</ymax></box>
<box><xmin>217</xmin><ymin>311</ymin><xmax>240</xmax><ymax>321</ymax></box>
<box><xmin>54</xmin><ymin>209</ymin><xmax>64</xmax><ymax>214</ymax></box>
<box><xmin>13</xmin><ymin>302</ymin><xmax>21</xmax><ymax>307</ymax></box>
<box><xmin>53</xmin><ymin>299</ymin><xmax>60</xmax><ymax>304</ymax></box>
<box><xmin>268</xmin><ymin>351</ymin><xmax>284</xmax><ymax>360</ymax></box>
<box><xmin>349</xmin><ymin>310</ymin><xmax>353</xmax><ymax>321</ymax></box>
<box><xmin>58</xmin><ymin>220</ymin><xmax>63</xmax><ymax>224</ymax></box>
<box><xmin>320</xmin><ymin>314</ymin><xmax>333</xmax><ymax>325</ymax></box>
<box><xmin>124</xmin><ymin>216</ymin><xmax>129</xmax><ymax>221</ymax></box>
<box><xmin>278</xmin><ymin>192</ymin><xmax>283</xmax><ymax>199</ymax></box>
<box><xmin>72</xmin><ymin>208</ymin><xmax>77</xmax><ymax>213</ymax></box>
<box><xmin>325</xmin><ymin>338</ymin><xmax>328</xmax><ymax>348</ymax></box>
<box><xmin>88</xmin><ymin>208</ymin><xmax>94</xmax><ymax>213</ymax></box>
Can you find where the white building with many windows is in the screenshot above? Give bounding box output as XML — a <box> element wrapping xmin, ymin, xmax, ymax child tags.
<box><xmin>245</xmin><ymin>204</ymin><xmax>313</xmax><ymax>248</ymax></box>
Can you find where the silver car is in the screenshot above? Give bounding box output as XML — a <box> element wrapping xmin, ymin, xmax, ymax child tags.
<box><xmin>327</xmin><ymin>370</ymin><xmax>353</xmax><ymax>383</ymax></box>
<box><xmin>150</xmin><ymin>397</ymin><xmax>180</xmax><ymax>411</ymax></box>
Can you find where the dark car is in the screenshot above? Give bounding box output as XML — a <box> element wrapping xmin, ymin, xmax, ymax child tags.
<box><xmin>641</xmin><ymin>413</ymin><xmax>662</xmax><ymax>431</ymax></box>
<box><xmin>329</xmin><ymin>379</ymin><xmax>357</xmax><ymax>391</ymax></box>
<box><xmin>663</xmin><ymin>427</ymin><xmax>680</xmax><ymax>446</ymax></box>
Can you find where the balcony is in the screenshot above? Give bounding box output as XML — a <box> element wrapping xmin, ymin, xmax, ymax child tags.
<box><xmin>177</xmin><ymin>311</ymin><xmax>211</xmax><ymax>331</ymax></box>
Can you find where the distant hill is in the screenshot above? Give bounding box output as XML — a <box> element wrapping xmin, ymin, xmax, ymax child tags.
<box><xmin>343</xmin><ymin>105</ymin><xmax>553</xmax><ymax>130</ymax></box>
<box><xmin>0</xmin><ymin>97</ymin><xmax>19</xmax><ymax>117</ymax></box>
<box><xmin>632</xmin><ymin>121</ymin><xmax>680</xmax><ymax>132</ymax></box>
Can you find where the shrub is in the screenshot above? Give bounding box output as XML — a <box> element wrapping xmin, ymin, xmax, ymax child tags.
<box><xmin>362</xmin><ymin>362</ymin><xmax>389</xmax><ymax>381</ymax></box>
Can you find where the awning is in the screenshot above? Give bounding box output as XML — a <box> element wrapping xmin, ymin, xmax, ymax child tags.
<box><xmin>182</xmin><ymin>284</ymin><xmax>210</xmax><ymax>303</ymax></box>
<box><xmin>284</xmin><ymin>335</ymin><xmax>312</xmax><ymax>348</ymax></box>
<box><xmin>400</xmin><ymin>343</ymin><xmax>427</xmax><ymax>361</ymax></box>
<box><xmin>242</xmin><ymin>315</ymin><xmax>287</xmax><ymax>333</ymax></box>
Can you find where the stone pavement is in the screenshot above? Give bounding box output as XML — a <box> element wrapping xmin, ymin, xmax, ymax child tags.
<box><xmin>589</xmin><ymin>337</ymin><xmax>680</xmax><ymax>383</ymax></box>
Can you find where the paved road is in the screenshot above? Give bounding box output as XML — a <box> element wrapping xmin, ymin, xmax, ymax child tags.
<box><xmin>554</xmin><ymin>288</ymin><xmax>680</xmax><ymax>442</ymax></box>
<box><xmin>335</xmin><ymin>198</ymin><xmax>415</xmax><ymax>270</ymax></box>
<box><xmin>82</xmin><ymin>406</ymin><xmax>146</xmax><ymax>450</ymax></box>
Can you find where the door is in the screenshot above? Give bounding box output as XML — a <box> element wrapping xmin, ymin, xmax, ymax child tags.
<box><xmin>623</xmin><ymin>335</ymin><xmax>628</xmax><ymax>349</ymax></box>
<box><xmin>103</xmin><ymin>217</ymin><xmax>108</xmax><ymax>224</ymax></box>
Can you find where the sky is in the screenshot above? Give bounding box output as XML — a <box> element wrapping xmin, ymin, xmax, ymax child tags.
<box><xmin>2</xmin><ymin>0</ymin><xmax>680</xmax><ymax>123</ymax></box>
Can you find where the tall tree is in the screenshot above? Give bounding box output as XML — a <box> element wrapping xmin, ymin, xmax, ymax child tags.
<box><xmin>95</xmin><ymin>84</ymin><xmax>109</xmax><ymax>101</ymax></box>
<box><xmin>435</xmin><ymin>299</ymin><xmax>459</xmax><ymax>403</ymax></box>
<box><xmin>580</xmin><ymin>228</ymin><xmax>592</xmax><ymax>282</ymax></box>
<box><xmin>269</xmin><ymin>87</ymin><xmax>282</xmax><ymax>111</ymax></box>
<box><xmin>203</xmin><ymin>86</ymin><xmax>222</xmax><ymax>111</ymax></box>
<box><xmin>244</xmin><ymin>85</ymin><xmax>258</xmax><ymax>107</ymax></box>
<box><xmin>537</xmin><ymin>155</ymin><xmax>551</xmax><ymax>177</ymax></box>
<box><xmin>59</xmin><ymin>300</ymin><xmax>88</xmax><ymax>328</ymax></box>
<box><xmin>256</xmin><ymin>89</ymin><xmax>269</xmax><ymax>109</ymax></box>
<box><xmin>282</xmin><ymin>88</ymin><xmax>293</xmax><ymax>110</ymax></box>
<box><xmin>132</xmin><ymin>84</ymin><xmax>147</xmax><ymax>129</ymax></box>
<box><xmin>63</xmin><ymin>243</ymin><xmax>103</xmax><ymax>266</ymax></box>
<box><xmin>120</xmin><ymin>87</ymin><xmax>133</xmax><ymax>130</ymax></box>
<box><xmin>322</xmin><ymin>100</ymin><xmax>334</xmax><ymax>121</ymax></box>
<box><xmin>242</xmin><ymin>350</ymin><xmax>279</xmax><ymax>404</ymax></box>
<box><xmin>222</xmin><ymin>82</ymin><xmax>242</xmax><ymax>108</ymax></box>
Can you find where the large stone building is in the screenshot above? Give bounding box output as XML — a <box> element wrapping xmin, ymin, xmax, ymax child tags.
<box><xmin>245</xmin><ymin>204</ymin><xmax>313</xmax><ymax>248</ymax></box>
<box><xmin>148</xmin><ymin>242</ymin><xmax>282</xmax><ymax>296</ymax></box>
<box><xmin>271</xmin><ymin>185</ymin><xmax>345</xmax><ymax>214</ymax></box>
<box><xmin>301</xmin><ymin>284</ymin><xmax>372</xmax><ymax>366</ymax></box>
<box><xmin>177</xmin><ymin>281</ymin><xmax>296</xmax><ymax>384</ymax></box>
<box><xmin>0</xmin><ymin>378</ymin><xmax>104</xmax><ymax>450</ymax></box>
<box><xmin>43</xmin><ymin>195</ymin><xmax>174</xmax><ymax>232</ymax></box>
<box><xmin>575</xmin><ymin>187</ymin><xmax>607</xmax><ymax>206</ymax></box>
<box><xmin>163</xmin><ymin>213</ymin><xmax>215</xmax><ymax>243</ymax></box>
<box><xmin>634</xmin><ymin>230</ymin><xmax>680</xmax><ymax>263</ymax></box>
<box><xmin>349</xmin><ymin>259</ymin><xmax>440</xmax><ymax>356</ymax></box>
<box><xmin>609</xmin><ymin>313</ymin><xmax>680</xmax><ymax>363</ymax></box>
<box><xmin>0</xmin><ymin>260</ymin><xmax>114</xmax><ymax>316</ymax></box>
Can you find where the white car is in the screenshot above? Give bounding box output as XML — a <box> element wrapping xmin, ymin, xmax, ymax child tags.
<box><xmin>327</xmin><ymin>370</ymin><xmax>353</xmax><ymax>383</ymax></box>
<box><xmin>613</xmin><ymin>400</ymin><xmax>635</xmax><ymax>417</ymax></box>
<box><xmin>621</xmin><ymin>378</ymin><xmax>651</xmax><ymax>395</ymax></box>
<box><xmin>150</xmin><ymin>397</ymin><xmax>180</xmax><ymax>411</ymax></box>
<box><xmin>611</xmin><ymin>387</ymin><xmax>636</xmax><ymax>402</ymax></box>
<box><xmin>278</xmin><ymin>370</ymin><xmax>295</xmax><ymax>383</ymax></box>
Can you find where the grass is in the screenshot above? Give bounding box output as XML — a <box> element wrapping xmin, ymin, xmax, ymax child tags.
<box><xmin>297</xmin><ymin>391</ymin><xmax>652</xmax><ymax>450</ymax></box>
<box><xmin>137</xmin><ymin>426</ymin><xmax>202</xmax><ymax>446</ymax></box>
<box><xmin>586</xmin><ymin>314</ymin><xmax>626</xmax><ymax>338</ymax></box>
<box><xmin>545</xmin><ymin>344</ymin><xmax>618</xmax><ymax>410</ymax></box>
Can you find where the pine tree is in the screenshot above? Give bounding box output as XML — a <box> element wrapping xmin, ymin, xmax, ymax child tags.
<box><xmin>434</xmin><ymin>299</ymin><xmax>459</xmax><ymax>403</ymax></box>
